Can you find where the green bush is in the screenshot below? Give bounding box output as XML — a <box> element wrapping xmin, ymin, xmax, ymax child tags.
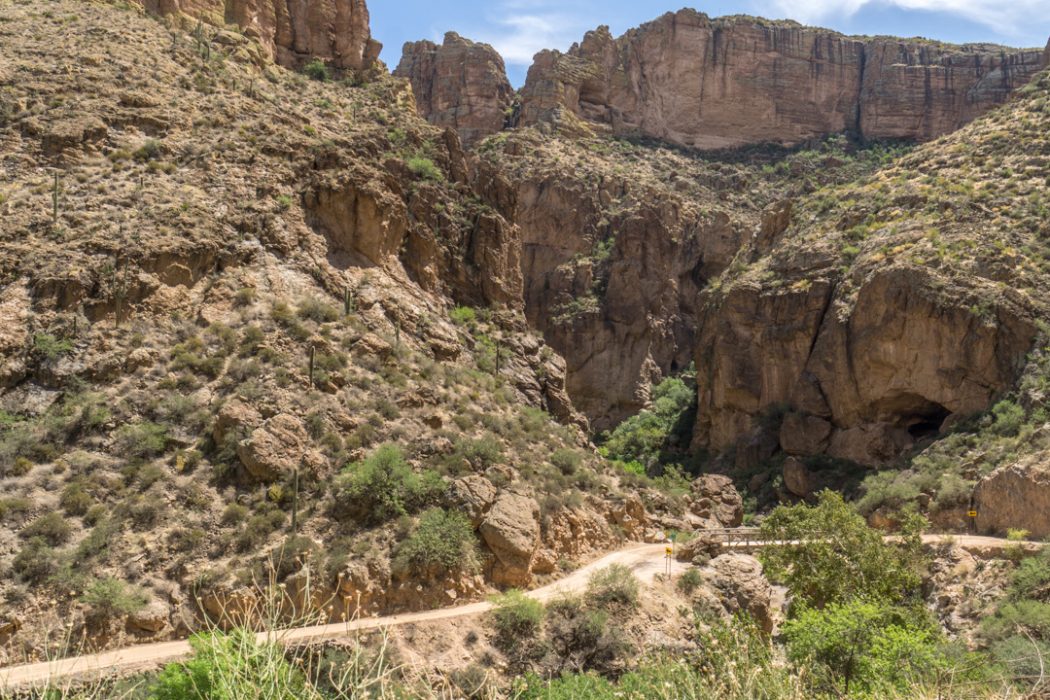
<box><xmin>302</xmin><ymin>58</ymin><xmax>330</xmax><ymax>82</ymax></box>
<box><xmin>544</xmin><ymin>595</ymin><xmax>630</xmax><ymax>676</ymax></box>
<box><xmin>600</xmin><ymin>372</ymin><xmax>696</xmax><ymax>471</ymax></box>
<box><xmin>586</xmin><ymin>564</ymin><xmax>639</xmax><ymax>609</ymax></box>
<box><xmin>333</xmin><ymin>444</ymin><xmax>445</xmax><ymax>524</ymax></box>
<box><xmin>81</xmin><ymin>576</ymin><xmax>149</xmax><ymax>617</ymax></box>
<box><xmin>12</xmin><ymin>538</ymin><xmax>60</xmax><ymax>584</ymax></box>
<box><xmin>33</xmin><ymin>333</ymin><xmax>74</xmax><ymax>360</ymax></box>
<box><xmin>449</xmin><ymin>306</ymin><xmax>476</xmax><ymax>326</ymax></box>
<box><xmin>21</xmin><ymin>511</ymin><xmax>72</xmax><ymax>546</ymax></box>
<box><xmin>406</xmin><ymin>155</ymin><xmax>443</xmax><ymax>181</ymax></box>
<box><xmin>491</xmin><ymin>589</ymin><xmax>544</xmax><ymax>650</ymax></box>
<box><xmin>759</xmin><ymin>491</ymin><xmax>927</xmax><ymax>609</ymax></box>
<box><xmin>60</xmin><ymin>480</ymin><xmax>96</xmax><ymax>516</ymax></box>
<box><xmin>394</xmin><ymin>508</ymin><xmax>477</xmax><ymax>572</ymax></box>
<box><xmin>151</xmin><ymin>629</ymin><xmax>319</xmax><ymax>700</ymax></box>
<box><xmin>297</xmin><ymin>296</ymin><xmax>340</xmax><ymax>323</ymax></box>
<box><xmin>115</xmin><ymin>422</ymin><xmax>170</xmax><ymax>460</ymax></box>
<box><xmin>783</xmin><ymin>599</ymin><xmax>948</xmax><ymax>697</ymax></box>
<box><xmin>677</xmin><ymin>568</ymin><xmax>702</xmax><ymax>594</ymax></box>
<box><xmin>550</xmin><ymin>448</ymin><xmax>582</xmax><ymax>475</ymax></box>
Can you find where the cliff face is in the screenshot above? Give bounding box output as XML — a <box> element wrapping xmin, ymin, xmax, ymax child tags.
<box><xmin>518</xmin><ymin>10</ymin><xmax>1046</xmax><ymax>149</ymax></box>
<box><xmin>136</xmin><ymin>0</ymin><xmax>381</xmax><ymax>70</ymax></box>
<box><xmin>395</xmin><ymin>33</ymin><xmax>514</xmax><ymax>146</ymax></box>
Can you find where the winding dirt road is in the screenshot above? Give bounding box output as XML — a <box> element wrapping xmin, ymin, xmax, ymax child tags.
<box><xmin>0</xmin><ymin>533</ymin><xmax>1041</xmax><ymax>690</ymax></box>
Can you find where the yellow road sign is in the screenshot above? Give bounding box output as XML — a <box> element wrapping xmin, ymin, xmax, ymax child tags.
<box><xmin>665</xmin><ymin>547</ymin><xmax>673</xmax><ymax>556</ymax></box>
<box><xmin>967</xmin><ymin>510</ymin><xmax>978</xmax><ymax>517</ymax></box>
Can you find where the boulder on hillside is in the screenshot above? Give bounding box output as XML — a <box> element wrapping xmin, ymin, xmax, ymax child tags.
<box><xmin>237</xmin><ymin>414</ymin><xmax>325</xmax><ymax>482</ymax></box>
<box><xmin>127</xmin><ymin>598</ymin><xmax>171</xmax><ymax>634</ymax></box>
<box><xmin>212</xmin><ymin>399</ymin><xmax>262</xmax><ymax>445</ymax></box>
<box><xmin>690</xmin><ymin>474</ymin><xmax>743</xmax><ymax>528</ymax></box>
<box><xmin>779</xmin><ymin>412</ymin><xmax>832</xmax><ymax>456</ymax></box>
<box><xmin>479</xmin><ymin>491</ymin><xmax>541</xmax><ymax>586</ymax></box>
<box><xmin>782</xmin><ymin>457</ymin><xmax>817</xmax><ymax>499</ymax></box>
<box><xmin>448</xmin><ymin>475</ymin><xmax>497</xmax><ymax>527</ymax></box>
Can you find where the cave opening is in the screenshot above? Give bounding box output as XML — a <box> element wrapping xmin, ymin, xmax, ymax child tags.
<box><xmin>905</xmin><ymin>403</ymin><xmax>952</xmax><ymax>439</ymax></box>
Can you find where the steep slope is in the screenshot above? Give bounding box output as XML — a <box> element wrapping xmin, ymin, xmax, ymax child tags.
<box><xmin>517</xmin><ymin>10</ymin><xmax>1046</xmax><ymax>149</ymax></box>
<box><xmin>0</xmin><ymin>0</ymin><xmax>674</xmax><ymax>662</ymax></box>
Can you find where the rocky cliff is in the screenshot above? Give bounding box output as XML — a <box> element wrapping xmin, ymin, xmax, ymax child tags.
<box><xmin>135</xmin><ymin>0</ymin><xmax>381</xmax><ymax>70</ymax></box>
<box><xmin>395</xmin><ymin>33</ymin><xmax>514</xmax><ymax>146</ymax></box>
<box><xmin>518</xmin><ymin>10</ymin><xmax>1046</xmax><ymax>149</ymax></box>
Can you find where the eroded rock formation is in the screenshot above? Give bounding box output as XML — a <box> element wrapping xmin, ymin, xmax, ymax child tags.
<box><xmin>518</xmin><ymin>11</ymin><xmax>1046</xmax><ymax>149</ymax></box>
<box><xmin>395</xmin><ymin>33</ymin><xmax>514</xmax><ymax>146</ymax></box>
<box><xmin>135</xmin><ymin>0</ymin><xmax>381</xmax><ymax>70</ymax></box>
<box><xmin>975</xmin><ymin>450</ymin><xmax>1050</xmax><ymax>538</ymax></box>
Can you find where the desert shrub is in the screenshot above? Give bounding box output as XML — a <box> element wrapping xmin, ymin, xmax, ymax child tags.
<box><xmin>12</xmin><ymin>538</ymin><xmax>60</xmax><ymax>584</ymax></box>
<box><xmin>449</xmin><ymin>306</ymin><xmax>476</xmax><ymax>326</ymax></box>
<box><xmin>983</xmin><ymin>548</ymin><xmax>1050</xmax><ymax>679</ymax></box>
<box><xmin>990</xmin><ymin>399</ymin><xmax>1025</xmax><ymax>437</ymax></box>
<box><xmin>333</xmin><ymin>444</ymin><xmax>445</xmax><ymax>524</ymax></box>
<box><xmin>32</xmin><ymin>333</ymin><xmax>74</xmax><ymax>360</ymax></box>
<box><xmin>221</xmin><ymin>503</ymin><xmax>249</xmax><ymax>526</ymax></box>
<box><xmin>677</xmin><ymin>567</ymin><xmax>702</xmax><ymax>594</ymax></box>
<box><xmin>491</xmin><ymin>589</ymin><xmax>544</xmax><ymax>651</ymax></box>
<box><xmin>60</xmin><ymin>480</ymin><xmax>96</xmax><ymax>516</ymax></box>
<box><xmin>550</xmin><ymin>448</ymin><xmax>582</xmax><ymax>476</ymax></box>
<box><xmin>453</xmin><ymin>435</ymin><xmax>503</xmax><ymax>471</ymax></box>
<box><xmin>585</xmin><ymin>564</ymin><xmax>639</xmax><ymax>609</ymax></box>
<box><xmin>406</xmin><ymin>155</ymin><xmax>443</xmax><ymax>181</ymax></box>
<box><xmin>297</xmin><ymin>296</ymin><xmax>339</xmax><ymax>323</ymax></box>
<box><xmin>543</xmin><ymin>595</ymin><xmax>631</xmax><ymax>676</ymax></box>
<box><xmin>303</xmin><ymin>58</ymin><xmax>330</xmax><ymax>82</ymax></box>
<box><xmin>75</xmin><ymin>517</ymin><xmax>120</xmax><ymax>562</ymax></box>
<box><xmin>234</xmin><ymin>506</ymin><xmax>286</xmax><ymax>553</ymax></box>
<box><xmin>0</xmin><ymin>496</ymin><xmax>32</xmax><ymax>522</ymax></box>
<box><xmin>81</xmin><ymin>576</ymin><xmax>149</xmax><ymax>617</ymax></box>
<box><xmin>393</xmin><ymin>508</ymin><xmax>477</xmax><ymax>572</ymax></box>
<box><xmin>21</xmin><ymin>511</ymin><xmax>72</xmax><ymax>546</ymax></box>
<box><xmin>115</xmin><ymin>422</ymin><xmax>170</xmax><ymax>459</ymax></box>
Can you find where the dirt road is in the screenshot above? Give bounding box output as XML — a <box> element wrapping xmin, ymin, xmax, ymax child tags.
<box><xmin>0</xmin><ymin>543</ymin><xmax>686</xmax><ymax>690</ymax></box>
<box><xmin>1</xmin><ymin>533</ymin><xmax>1041</xmax><ymax>690</ymax></box>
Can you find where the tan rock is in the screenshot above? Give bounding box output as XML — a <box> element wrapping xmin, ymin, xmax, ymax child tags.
<box><xmin>693</xmin><ymin>553</ymin><xmax>779</xmax><ymax>633</ymax></box>
<box><xmin>134</xmin><ymin>0</ymin><xmax>380</xmax><ymax>72</ymax></box>
<box><xmin>782</xmin><ymin>457</ymin><xmax>815</xmax><ymax>499</ymax></box>
<box><xmin>975</xmin><ymin>454</ymin><xmax>1050</xmax><ymax>538</ymax></box>
<box><xmin>779</xmin><ymin>412</ymin><xmax>831</xmax><ymax>456</ymax></box>
<box><xmin>479</xmin><ymin>492</ymin><xmax>541</xmax><ymax>586</ymax></box>
<box><xmin>519</xmin><ymin>11</ymin><xmax>1045</xmax><ymax>149</ymax></box>
<box><xmin>212</xmin><ymin>399</ymin><xmax>262</xmax><ymax>445</ymax></box>
<box><xmin>237</xmin><ymin>413</ymin><xmax>323</xmax><ymax>481</ymax></box>
<box><xmin>127</xmin><ymin>599</ymin><xmax>170</xmax><ymax>633</ymax></box>
<box><xmin>395</xmin><ymin>33</ymin><xmax>513</xmax><ymax>146</ymax></box>
<box><xmin>690</xmin><ymin>474</ymin><xmax>743</xmax><ymax>528</ymax></box>
<box><xmin>448</xmin><ymin>475</ymin><xmax>497</xmax><ymax>527</ymax></box>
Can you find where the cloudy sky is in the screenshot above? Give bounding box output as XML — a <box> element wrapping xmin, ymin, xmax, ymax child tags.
<box><xmin>369</xmin><ymin>0</ymin><xmax>1050</xmax><ymax>86</ymax></box>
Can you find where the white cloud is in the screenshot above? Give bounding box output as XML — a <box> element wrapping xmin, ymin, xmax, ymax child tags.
<box><xmin>765</xmin><ymin>0</ymin><xmax>1047</xmax><ymax>37</ymax></box>
<box><xmin>474</xmin><ymin>3</ymin><xmax>593</xmax><ymax>66</ymax></box>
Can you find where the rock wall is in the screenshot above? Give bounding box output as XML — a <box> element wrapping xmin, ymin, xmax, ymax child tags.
<box><xmin>694</xmin><ymin>268</ymin><xmax>1038</xmax><ymax>466</ymax></box>
<box><xmin>135</xmin><ymin>0</ymin><xmax>381</xmax><ymax>70</ymax></box>
<box><xmin>395</xmin><ymin>33</ymin><xmax>514</xmax><ymax>146</ymax></box>
<box><xmin>518</xmin><ymin>10</ymin><xmax>1046</xmax><ymax>149</ymax></box>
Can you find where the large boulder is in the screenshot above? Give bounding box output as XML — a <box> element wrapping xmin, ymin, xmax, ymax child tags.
<box><xmin>237</xmin><ymin>414</ymin><xmax>324</xmax><ymax>482</ymax></box>
<box><xmin>479</xmin><ymin>492</ymin><xmax>541</xmax><ymax>586</ymax></box>
<box><xmin>691</xmin><ymin>553</ymin><xmax>780</xmax><ymax>633</ymax></box>
<box><xmin>782</xmin><ymin>457</ymin><xmax>816</xmax><ymax>499</ymax></box>
<box><xmin>975</xmin><ymin>452</ymin><xmax>1050</xmax><ymax>538</ymax></box>
<box><xmin>689</xmin><ymin>474</ymin><xmax>743</xmax><ymax>528</ymax></box>
<box><xmin>448</xmin><ymin>475</ymin><xmax>497</xmax><ymax>527</ymax></box>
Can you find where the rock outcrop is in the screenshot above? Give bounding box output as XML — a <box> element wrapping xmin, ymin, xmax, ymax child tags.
<box><xmin>690</xmin><ymin>553</ymin><xmax>780</xmax><ymax>633</ymax></box>
<box><xmin>975</xmin><ymin>452</ymin><xmax>1050</xmax><ymax>538</ymax></box>
<box><xmin>237</xmin><ymin>414</ymin><xmax>325</xmax><ymax>482</ymax></box>
<box><xmin>134</xmin><ymin>0</ymin><xmax>381</xmax><ymax>71</ymax></box>
<box><xmin>395</xmin><ymin>33</ymin><xmax>514</xmax><ymax>146</ymax></box>
<box><xmin>518</xmin><ymin>11</ymin><xmax>1046</xmax><ymax>149</ymax></box>
<box><xmin>689</xmin><ymin>474</ymin><xmax>743</xmax><ymax>528</ymax></box>
<box><xmin>479</xmin><ymin>491</ymin><xmax>542</xmax><ymax>586</ymax></box>
<box><xmin>695</xmin><ymin>268</ymin><xmax>1038</xmax><ymax>465</ymax></box>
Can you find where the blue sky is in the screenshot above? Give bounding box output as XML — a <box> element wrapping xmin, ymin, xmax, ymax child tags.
<box><xmin>370</xmin><ymin>0</ymin><xmax>1050</xmax><ymax>86</ymax></box>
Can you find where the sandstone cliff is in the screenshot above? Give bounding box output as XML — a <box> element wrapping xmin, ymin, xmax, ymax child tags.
<box><xmin>135</xmin><ymin>0</ymin><xmax>381</xmax><ymax>70</ymax></box>
<box><xmin>395</xmin><ymin>33</ymin><xmax>514</xmax><ymax>146</ymax></box>
<box><xmin>518</xmin><ymin>10</ymin><xmax>1046</xmax><ymax>149</ymax></box>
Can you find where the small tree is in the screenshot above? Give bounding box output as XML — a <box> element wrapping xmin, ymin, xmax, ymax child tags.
<box><xmin>393</xmin><ymin>508</ymin><xmax>478</xmax><ymax>572</ymax></box>
<box><xmin>81</xmin><ymin>576</ymin><xmax>149</xmax><ymax>618</ymax></box>
<box><xmin>303</xmin><ymin>58</ymin><xmax>330</xmax><ymax>82</ymax></box>
<box><xmin>585</xmin><ymin>564</ymin><xmax>639</xmax><ymax>609</ymax></box>
<box><xmin>490</xmin><ymin>590</ymin><xmax>544</xmax><ymax>651</ymax></box>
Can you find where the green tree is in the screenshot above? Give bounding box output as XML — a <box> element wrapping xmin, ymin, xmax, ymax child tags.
<box><xmin>393</xmin><ymin>508</ymin><xmax>478</xmax><ymax>572</ymax></box>
<box><xmin>333</xmin><ymin>444</ymin><xmax>445</xmax><ymax>524</ymax></box>
<box><xmin>600</xmin><ymin>372</ymin><xmax>696</xmax><ymax>471</ymax></box>
<box><xmin>759</xmin><ymin>490</ymin><xmax>927</xmax><ymax>609</ymax></box>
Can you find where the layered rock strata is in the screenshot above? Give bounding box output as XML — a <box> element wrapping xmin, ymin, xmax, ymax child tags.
<box><xmin>518</xmin><ymin>11</ymin><xmax>1046</xmax><ymax>149</ymax></box>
